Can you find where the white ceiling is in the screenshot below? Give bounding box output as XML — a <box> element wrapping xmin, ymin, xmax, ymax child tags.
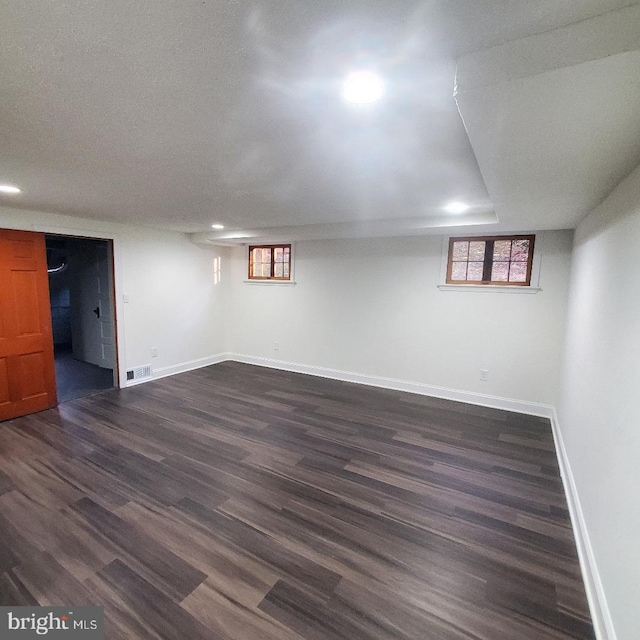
<box><xmin>1</xmin><ymin>1</ymin><xmax>639</xmax><ymax>243</ymax></box>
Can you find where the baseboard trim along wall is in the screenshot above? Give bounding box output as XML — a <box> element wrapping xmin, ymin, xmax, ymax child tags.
<box><xmin>126</xmin><ymin>351</ymin><xmax>553</xmax><ymax>416</ymax></box>
<box><xmin>228</xmin><ymin>353</ymin><xmax>554</xmax><ymax>418</ymax></box>
<box><xmin>230</xmin><ymin>356</ymin><xmax>613</xmax><ymax>637</ymax></box>
<box><xmin>550</xmin><ymin>409</ymin><xmax>616</xmax><ymax>640</ymax></box>
<box><xmin>125</xmin><ymin>353</ymin><xmax>231</xmax><ymax>386</ymax></box>
<box><xmin>123</xmin><ymin>352</ymin><xmax>609</xmax><ymax>637</ymax></box>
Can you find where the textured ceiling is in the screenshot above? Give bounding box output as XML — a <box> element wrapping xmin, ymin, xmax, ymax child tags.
<box><xmin>1</xmin><ymin>1</ymin><xmax>639</xmax><ymax>242</ymax></box>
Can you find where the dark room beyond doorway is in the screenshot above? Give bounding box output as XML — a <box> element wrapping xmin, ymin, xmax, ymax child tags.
<box><xmin>46</xmin><ymin>235</ymin><xmax>117</xmax><ymax>402</ymax></box>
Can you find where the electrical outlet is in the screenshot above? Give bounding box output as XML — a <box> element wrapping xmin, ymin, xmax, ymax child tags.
<box><xmin>273</xmin><ymin>341</ymin><xmax>279</xmax><ymax>351</ymax></box>
<box><xmin>480</xmin><ymin>369</ymin><xmax>489</xmax><ymax>381</ymax></box>
<box><xmin>151</xmin><ymin>347</ymin><xmax>158</xmax><ymax>358</ymax></box>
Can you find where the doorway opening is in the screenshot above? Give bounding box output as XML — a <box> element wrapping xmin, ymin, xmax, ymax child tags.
<box><xmin>45</xmin><ymin>235</ymin><xmax>118</xmax><ymax>402</ymax></box>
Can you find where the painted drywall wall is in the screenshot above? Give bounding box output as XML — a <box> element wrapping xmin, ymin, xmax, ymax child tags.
<box><xmin>228</xmin><ymin>230</ymin><xmax>573</xmax><ymax>409</ymax></box>
<box><xmin>116</xmin><ymin>225</ymin><xmax>229</xmax><ymax>376</ymax></box>
<box><xmin>0</xmin><ymin>206</ymin><xmax>230</xmax><ymax>383</ymax></box>
<box><xmin>557</xmin><ymin>165</ymin><xmax>640</xmax><ymax>640</ymax></box>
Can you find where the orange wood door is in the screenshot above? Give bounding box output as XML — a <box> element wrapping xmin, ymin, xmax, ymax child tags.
<box><xmin>0</xmin><ymin>229</ymin><xmax>57</xmax><ymax>421</ymax></box>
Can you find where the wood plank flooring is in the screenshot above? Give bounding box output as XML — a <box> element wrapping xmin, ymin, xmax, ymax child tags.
<box><xmin>0</xmin><ymin>362</ymin><xmax>594</xmax><ymax>639</ymax></box>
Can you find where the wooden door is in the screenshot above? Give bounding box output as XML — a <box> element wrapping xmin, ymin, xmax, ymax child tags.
<box><xmin>0</xmin><ymin>229</ymin><xmax>57</xmax><ymax>421</ymax></box>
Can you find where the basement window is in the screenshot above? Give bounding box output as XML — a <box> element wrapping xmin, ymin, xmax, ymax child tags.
<box><xmin>248</xmin><ymin>244</ymin><xmax>291</xmax><ymax>280</ymax></box>
<box><xmin>446</xmin><ymin>235</ymin><xmax>535</xmax><ymax>286</ymax></box>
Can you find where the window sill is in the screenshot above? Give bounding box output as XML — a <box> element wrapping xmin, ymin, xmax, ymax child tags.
<box><xmin>243</xmin><ymin>280</ymin><xmax>297</xmax><ymax>286</ymax></box>
<box><xmin>437</xmin><ymin>284</ymin><xmax>541</xmax><ymax>294</ymax></box>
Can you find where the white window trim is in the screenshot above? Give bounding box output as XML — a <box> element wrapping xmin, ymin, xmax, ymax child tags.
<box><xmin>243</xmin><ymin>280</ymin><xmax>297</xmax><ymax>286</ymax></box>
<box><xmin>243</xmin><ymin>243</ymin><xmax>296</xmax><ymax>285</ymax></box>
<box><xmin>437</xmin><ymin>284</ymin><xmax>541</xmax><ymax>293</ymax></box>
<box><xmin>437</xmin><ymin>233</ymin><xmax>542</xmax><ymax>293</ymax></box>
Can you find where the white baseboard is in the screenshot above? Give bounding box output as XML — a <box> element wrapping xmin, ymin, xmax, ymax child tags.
<box><xmin>125</xmin><ymin>351</ymin><xmax>553</xmax><ymax>417</ymax></box>
<box><xmin>550</xmin><ymin>409</ymin><xmax>616</xmax><ymax>640</ymax></box>
<box><xmin>121</xmin><ymin>351</ymin><xmax>609</xmax><ymax>638</ymax></box>
<box><xmin>124</xmin><ymin>352</ymin><xmax>231</xmax><ymax>387</ymax></box>
<box><xmin>227</xmin><ymin>353</ymin><xmax>554</xmax><ymax>418</ymax></box>
<box><xmin>152</xmin><ymin>352</ymin><xmax>232</xmax><ymax>381</ymax></box>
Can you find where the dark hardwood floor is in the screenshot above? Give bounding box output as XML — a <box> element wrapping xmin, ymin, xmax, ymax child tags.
<box><xmin>0</xmin><ymin>362</ymin><xmax>594</xmax><ymax>639</ymax></box>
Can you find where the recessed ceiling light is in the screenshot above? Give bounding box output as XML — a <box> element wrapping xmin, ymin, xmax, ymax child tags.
<box><xmin>444</xmin><ymin>202</ymin><xmax>469</xmax><ymax>214</ymax></box>
<box><xmin>0</xmin><ymin>184</ymin><xmax>22</xmax><ymax>194</ymax></box>
<box><xmin>342</xmin><ymin>71</ymin><xmax>385</xmax><ymax>104</ymax></box>
<box><xmin>211</xmin><ymin>224</ymin><xmax>225</xmax><ymax>230</ymax></box>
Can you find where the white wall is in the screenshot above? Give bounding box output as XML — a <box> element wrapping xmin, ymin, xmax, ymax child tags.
<box><xmin>6</xmin><ymin>197</ymin><xmax>636</xmax><ymax>636</ymax></box>
<box><xmin>117</xmin><ymin>225</ymin><xmax>230</xmax><ymax>376</ymax></box>
<box><xmin>558</xmin><ymin>165</ymin><xmax>640</xmax><ymax>640</ymax></box>
<box><xmin>0</xmin><ymin>206</ymin><xmax>230</xmax><ymax>383</ymax></box>
<box><xmin>228</xmin><ymin>230</ymin><xmax>573</xmax><ymax>410</ymax></box>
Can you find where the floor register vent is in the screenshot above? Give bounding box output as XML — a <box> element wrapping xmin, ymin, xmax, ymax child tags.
<box><xmin>126</xmin><ymin>365</ymin><xmax>152</xmax><ymax>382</ymax></box>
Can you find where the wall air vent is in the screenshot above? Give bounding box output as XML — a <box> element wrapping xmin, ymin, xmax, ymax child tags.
<box><xmin>126</xmin><ymin>365</ymin><xmax>152</xmax><ymax>382</ymax></box>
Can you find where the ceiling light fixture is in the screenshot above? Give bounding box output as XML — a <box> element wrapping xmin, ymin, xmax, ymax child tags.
<box><xmin>342</xmin><ymin>71</ymin><xmax>385</xmax><ymax>104</ymax></box>
<box><xmin>211</xmin><ymin>224</ymin><xmax>225</xmax><ymax>230</ymax></box>
<box><xmin>444</xmin><ymin>202</ymin><xmax>469</xmax><ymax>214</ymax></box>
<box><xmin>0</xmin><ymin>184</ymin><xmax>22</xmax><ymax>194</ymax></box>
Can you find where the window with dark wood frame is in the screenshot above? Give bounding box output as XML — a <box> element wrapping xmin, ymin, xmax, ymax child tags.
<box><xmin>446</xmin><ymin>235</ymin><xmax>535</xmax><ymax>286</ymax></box>
<box><xmin>248</xmin><ymin>244</ymin><xmax>291</xmax><ymax>280</ymax></box>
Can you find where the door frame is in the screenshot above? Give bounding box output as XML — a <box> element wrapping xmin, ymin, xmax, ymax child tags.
<box><xmin>38</xmin><ymin>224</ymin><xmax>126</xmax><ymax>389</ymax></box>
